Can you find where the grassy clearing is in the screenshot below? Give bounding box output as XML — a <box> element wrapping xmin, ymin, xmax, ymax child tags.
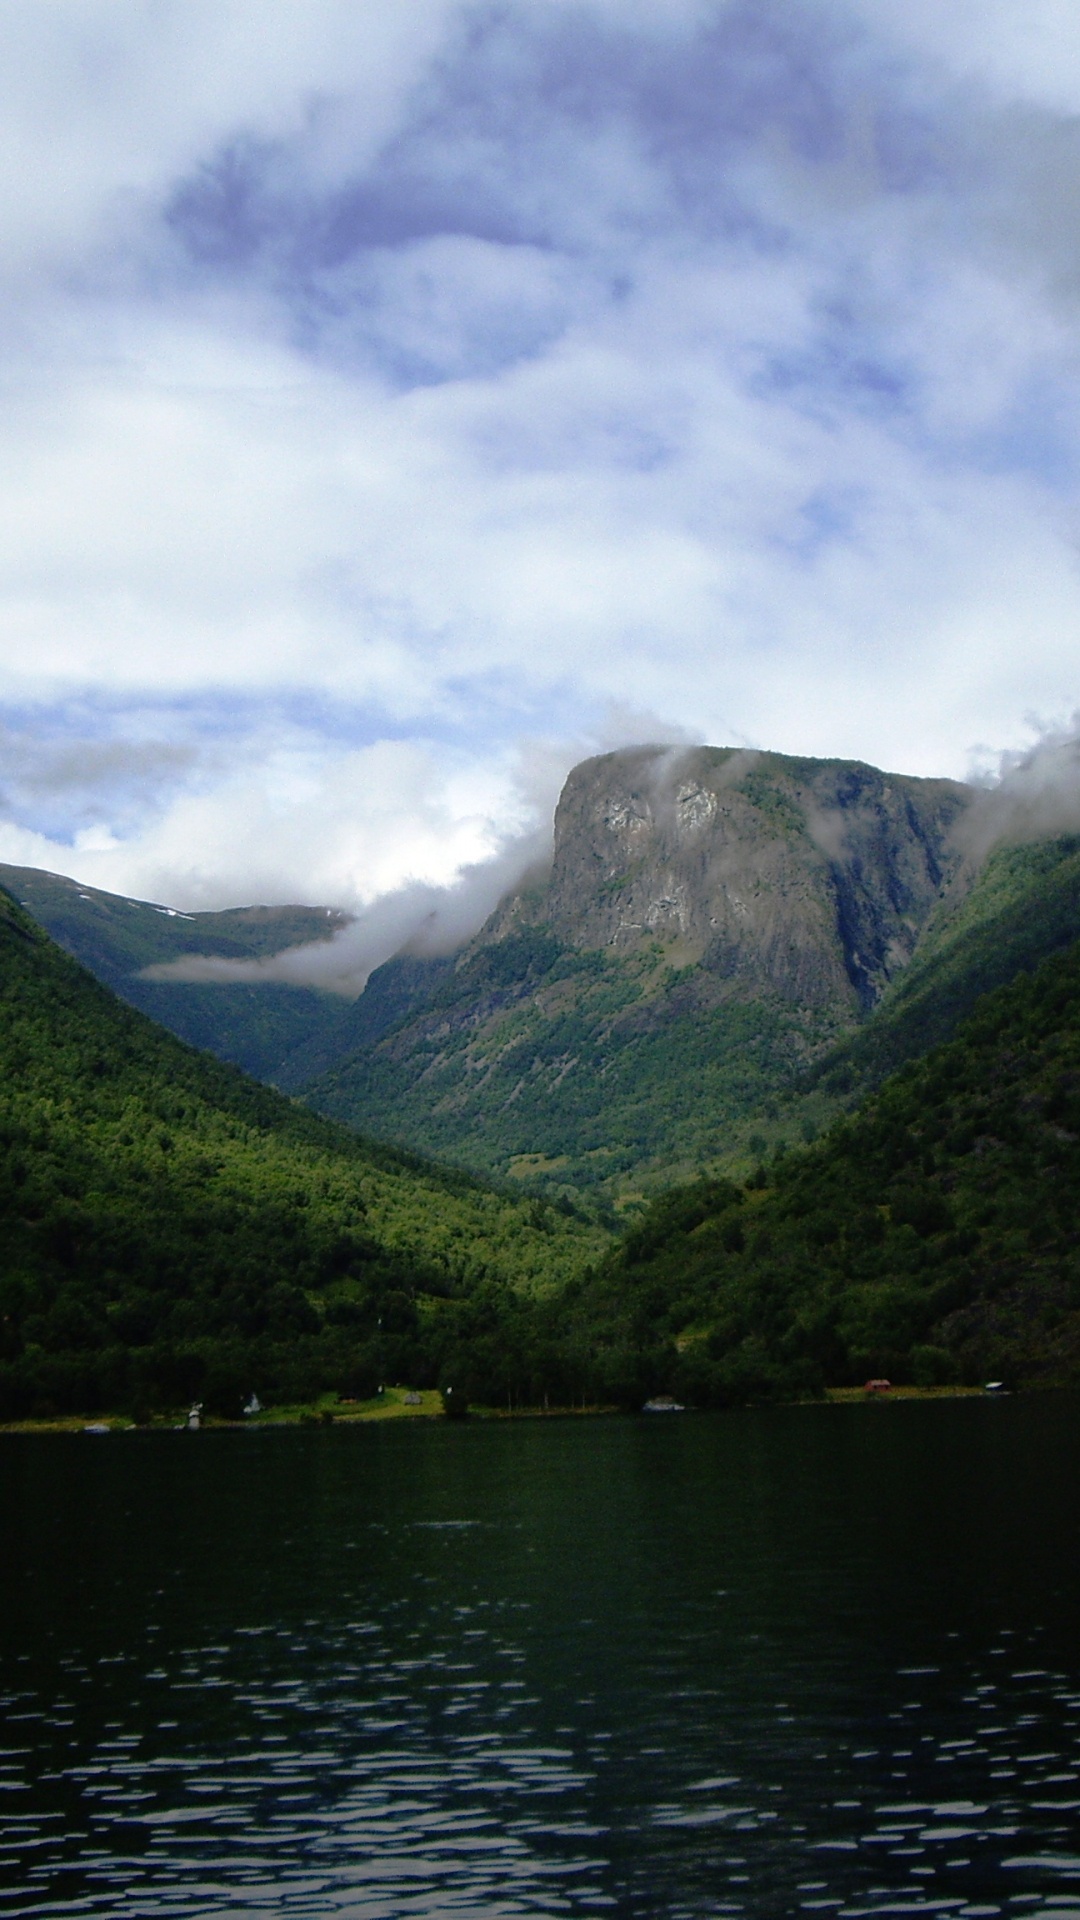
<box><xmin>0</xmin><ymin>1389</ymin><xmax>623</xmax><ymax>1430</ymax></box>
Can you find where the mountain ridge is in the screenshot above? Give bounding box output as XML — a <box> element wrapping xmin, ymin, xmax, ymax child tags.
<box><xmin>7</xmin><ymin>758</ymin><xmax>1080</xmax><ymax>1413</ymax></box>
<box><xmin>0</xmin><ymin>862</ymin><xmax>355</xmax><ymax>1081</ymax></box>
<box><xmin>302</xmin><ymin>744</ymin><xmax>974</xmax><ymax>1199</ymax></box>
<box><xmin>504</xmin><ymin>745</ymin><xmax>970</xmax><ymax>1008</ymax></box>
<box><xmin>11</xmin><ymin>744</ymin><xmax>1080</xmax><ymax>1215</ymax></box>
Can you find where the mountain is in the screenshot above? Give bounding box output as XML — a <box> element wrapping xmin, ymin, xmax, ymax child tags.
<box><xmin>303</xmin><ymin>746</ymin><xmax>971</xmax><ymax>1201</ymax></box>
<box><xmin>0</xmin><ymin>863</ymin><xmax>355</xmax><ymax>1081</ymax></box>
<box><xmin>553</xmin><ymin>930</ymin><xmax>1080</xmax><ymax>1402</ymax></box>
<box><xmin>0</xmin><ymin>885</ymin><xmax>604</xmax><ymax>1421</ymax></box>
<box><xmin>815</xmin><ymin>832</ymin><xmax>1080</xmax><ymax>1093</ymax></box>
<box><xmin>14</xmin><ymin>749</ymin><xmax>1080</xmax><ymax>1223</ymax></box>
<box><xmin>6</xmin><ymin>826</ymin><xmax>1080</xmax><ymax>1417</ymax></box>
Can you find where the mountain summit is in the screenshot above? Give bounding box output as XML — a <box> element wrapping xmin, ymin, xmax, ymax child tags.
<box><xmin>304</xmin><ymin>746</ymin><xmax>974</xmax><ymax>1199</ymax></box>
<box><xmin>12</xmin><ymin>744</ymin><xmax>1080</xmax><ymax>1214</ymax></box>
<box><xmin>497</xmin><ymin>746</ymin><xmax>969</xmax><ymax>1011</ymax></box>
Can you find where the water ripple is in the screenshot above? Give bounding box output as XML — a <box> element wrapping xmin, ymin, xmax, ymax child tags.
<box><xmin>4</xmin><ymin>1406</ymin><xmax>1080</xmax><ymax>1915</ymax></box>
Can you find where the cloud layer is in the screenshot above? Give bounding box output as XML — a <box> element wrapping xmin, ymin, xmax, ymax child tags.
<box><xmin>2</xmin><ymin>1</ymin><xmax>1080</xmax><ymax>919</ymax></box>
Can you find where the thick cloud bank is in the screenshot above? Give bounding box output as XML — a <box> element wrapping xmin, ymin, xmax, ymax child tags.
<box><xmin>2</xmin><ymin>2</ymin><xmax>1080</xmax><ymax>915</ymax></box>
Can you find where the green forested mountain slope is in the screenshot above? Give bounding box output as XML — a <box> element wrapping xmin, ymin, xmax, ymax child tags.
<box><xmin>717</xmin><ymin>832</ymin><xmax>1080</xmax><ymax>1173</ymax></box>
<box><xmin>1</xmin><ymin>863</ymin><xmax>352</xmax><ymax>974</ymax></box>
<box><xmin>304</xmin><ymin>746</ymin><xmax>970</xmax><ymax>1200</ymax></box>
<box><xmin>0</xmin><ymin>888</ymin><xmax>604</xmax><ymax>1419</ymax></box>
<box><xmin>1</xmin><ymin>749</ymin><xmax>977</xmax><ymax>1202</ymax></box>
<box><xmin>275</xmin><ymin>951</ymin><xmax>455</xmax><ymax>1090</ymax></box>
<box><xmin>0</xmin><ymin>862</ymin><xmax>353</xmax><ymax>1081</ymax></box>
<box><xmin>552</xmin><ymin>934</ymin><xmax>1080</xmax><ymax>1403</ymax></box>
<box><xmin>816</xmin><ymin>834</ymin><xmax>1080</xmax><ymax>1094</ymax></box>
<box><xmin>5</xmin><ymin>867</ymin><xmax>1080</xmax><ymax>1419</ymax></box>
<box><xmin>308</xmin><ymin>927</ymin><xmax>844</xmax><ymax>1201</ymax></box>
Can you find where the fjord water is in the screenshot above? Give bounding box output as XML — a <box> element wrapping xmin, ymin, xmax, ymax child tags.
<box><xmin>2</xmin><ymin>1401</ymin><xmax>1080</xmax><ymax>1920</ymax></box>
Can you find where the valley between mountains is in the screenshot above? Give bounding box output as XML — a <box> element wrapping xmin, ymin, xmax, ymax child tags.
<box><xmin>5</xmin><ymin>741</ymin><xmax>1080</xmax><ymax>1416</ymax></box>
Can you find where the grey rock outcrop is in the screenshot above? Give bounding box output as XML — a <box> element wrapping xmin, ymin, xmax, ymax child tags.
<box><xmin>298</xmin><ymin>744</ymin><xmax>980</xmax><ymax>1197</ymax></box>
<box><xmin>529</xmin><ymin>745</ymin><xmax>971</xmax><ymax>1012</ymax></box>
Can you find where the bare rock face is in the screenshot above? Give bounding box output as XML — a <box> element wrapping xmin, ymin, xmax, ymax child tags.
<box><xmin>537</xmin><ymin>746</ymin><xmax>971</xmax><ymax>1012</ymax></box>
<box><xmin>300</xmin><ymin>744</ymin><xmax>978</xmax><ymax>1199</ymax></box>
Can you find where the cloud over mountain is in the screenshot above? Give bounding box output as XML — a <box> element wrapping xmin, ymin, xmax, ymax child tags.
<box><xmin>1</xmin><ymin>2</ymin><xmax>1079</xmax><ymax>913</ymax></box>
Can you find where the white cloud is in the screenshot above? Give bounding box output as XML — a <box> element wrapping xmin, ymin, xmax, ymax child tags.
<box><xmin>851</xmin><ymin>0</ymin><xmax>1080</xmax><ymax>115</ymax></box>
<box><xmin>13</xmin><ymin>736</ymin><xmax>517</xmax><ymax>913</ymax></box>
<box><xmin>0</xmin><ymin>2</ymin><xmax>460</xmax><ymax>279</ymax></box>
<box><xmin>1</xmin><ymin>0</ymin><xmax>1080</xmax><ymax>930</ymax></box>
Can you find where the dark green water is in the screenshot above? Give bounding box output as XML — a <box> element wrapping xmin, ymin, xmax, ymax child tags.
<box><xmin>2</xmin><ymin>1398</ymin><xmax>1080</xmax><ymax>1918</ymax></box>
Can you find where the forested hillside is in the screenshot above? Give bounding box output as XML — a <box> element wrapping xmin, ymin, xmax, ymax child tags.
<box><xmin>549</xmin><ymin>933</ymin><xmax>1080</xmax><ymax>1405</ymax></box>
<box><xmin>5</xmin><ymin>863</ymin><xmax>1080</xmax><ymax>1418</ymax></box>
<box><xmin>0</xmin><ymin>862</ymin><xmax>353</xmax><ymax>1081</ymax></box>
<box><xmin>815</xmin><ymin>833</ymin><xmax>1080</xmax><ymax>1093</ymax></box>
<box><xmin>708</xmin><ymin>831</ymin><xmax>1080</xmax><ymax>1174</ymax></box>
<box><xmin>0</xmin><ymin>888</ymin><xmax>604</xmax><ymax>1420</ymax></box>
<box><xmin>307</xmin><ymin>925</ymin><xmax>839</xmax><ymax>1201</ymax></box>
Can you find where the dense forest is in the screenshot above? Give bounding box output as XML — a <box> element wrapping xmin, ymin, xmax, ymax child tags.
<box><xmin>547</xmin><ymin>932</ymin><xmax>1080</xmax><ymax>1406</ymax></box>
<box><xmin>0</xmin><ymin>887</ymin><xmax>604</xmax><ymax>1421</ymax></box>
<box><xmin>6</xmin><ymin>849</ymin><xmax>1080</xmax><ymax>1420</ymax></box>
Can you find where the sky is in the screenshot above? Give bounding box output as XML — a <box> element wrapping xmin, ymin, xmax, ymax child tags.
<box><xmin>3</xmin><ymin>0</ymin><xmax>1080</xmax><ymax>933</ymax></box>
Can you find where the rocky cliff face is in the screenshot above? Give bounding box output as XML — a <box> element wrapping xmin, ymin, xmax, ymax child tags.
<box><xmin>304</xmin><ymin>746</ymin><xmax>976</xmax><ymax>1201</ymax></box>
<box><xmin>523</xmin><ymin>746</ymin><xmax>970</xmax><ymax>1012</ymax></box>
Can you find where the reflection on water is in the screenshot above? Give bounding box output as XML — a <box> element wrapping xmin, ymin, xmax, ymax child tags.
<box><xmin>1</xmin><ymin>1397</ymin><xmax>1079</xmax><ymax>1916</ymax></box>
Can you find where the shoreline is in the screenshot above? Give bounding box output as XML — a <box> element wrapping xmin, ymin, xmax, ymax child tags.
<box><xmin>0</xmin><ymin>1382</ymin><xmax>1032</xmax><ymax>1434</ymax></box>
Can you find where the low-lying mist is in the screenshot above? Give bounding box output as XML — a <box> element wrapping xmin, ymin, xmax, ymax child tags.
<box><xmin>138</xmin><ymin>720</ymin><xmax>1080</xmax><ymax>1002</ymax></box>
<box><xmin>140</xmin><ymin>826</ymin><xmax>553</xmax><ymax>998</ymax></box>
